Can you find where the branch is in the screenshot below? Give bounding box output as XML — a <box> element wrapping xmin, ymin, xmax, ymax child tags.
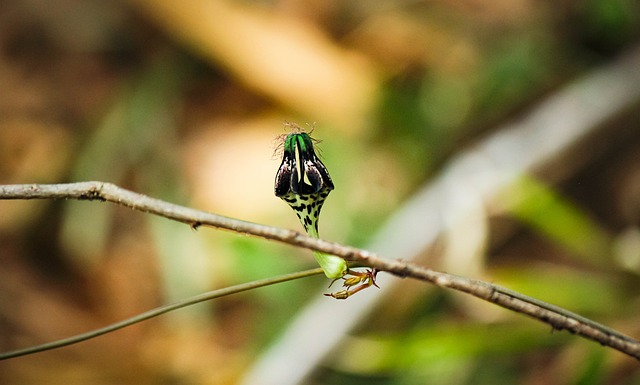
<box><xmin>1</xmin><ymin>182</ymin><xmax>639</xmax><ymax>360</ymax></box>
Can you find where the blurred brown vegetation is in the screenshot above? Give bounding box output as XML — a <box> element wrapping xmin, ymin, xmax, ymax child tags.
<box><xmin>1</xmin><ymin>0</ymin><xmax>640</xmax><ymax>384</ymax></box>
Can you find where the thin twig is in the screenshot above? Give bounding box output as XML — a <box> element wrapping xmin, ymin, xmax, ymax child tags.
<box><xmin>0</xmin><ymin>266</ymin><xmax>323</xmax><ymax>360</ymax></box>
<box><xmin>0</xmin><ymin>182</ymin><xmax>639</xmax><ymax>360</ymax></box>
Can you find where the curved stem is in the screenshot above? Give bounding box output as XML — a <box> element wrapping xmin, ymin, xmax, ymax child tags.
<box><xmin>0</xmin><ymin>267</ymin><xmax>323</xmax><ymax>360</ymax></box>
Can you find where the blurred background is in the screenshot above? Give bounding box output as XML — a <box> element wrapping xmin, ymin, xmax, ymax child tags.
<box><xmin>1</xmin><ymin>0</ymin><xmax>640</xmax><ymax>384</ymax></box>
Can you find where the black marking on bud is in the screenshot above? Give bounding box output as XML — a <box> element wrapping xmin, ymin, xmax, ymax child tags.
<box><xmin>275</xmin><ymin>133</ymin><xmax>333</xmax><ymax>198</ymax></box>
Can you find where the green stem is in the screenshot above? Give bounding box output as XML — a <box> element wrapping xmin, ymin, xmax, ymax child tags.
<box><xmin>0</xmin><ymin>268</ymin><xmax>324</xmax><ymax>360</ymax></box>
<box><xmin>307</xmin><ymin>225</ymin><xmax>347</xmax><ymax>279</ymax></box>
<box><xmin>312</xmin><ymin>250</ymin><xmax>348</xmax><ymax>279</ymax></box>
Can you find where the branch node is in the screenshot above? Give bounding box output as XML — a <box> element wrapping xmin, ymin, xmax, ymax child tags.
<box><xmin>79</xmin><ymin>183</ymin><xmax>106</xmax><ymax>201</ymax></box>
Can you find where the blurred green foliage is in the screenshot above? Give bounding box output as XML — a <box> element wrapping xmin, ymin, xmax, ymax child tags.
<box><xmin>1</xmin><ymin>1</ymin><xmax>640</xmax><ymax>384</ymax></box>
